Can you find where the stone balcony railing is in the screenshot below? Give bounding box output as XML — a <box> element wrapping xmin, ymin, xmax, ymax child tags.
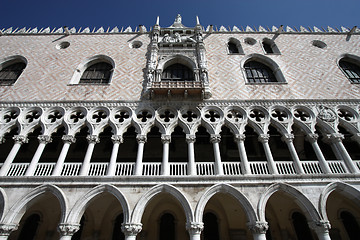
<box><xmin>1</xmin><ymin>160</ymin><xmax>356</xmax><ymax>177</ymax></box>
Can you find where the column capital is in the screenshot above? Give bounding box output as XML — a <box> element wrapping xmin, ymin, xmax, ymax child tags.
<box><xmin>186</xmin><ymin>222</ymin><xmax>204</xmax><ymax>235</ymax></box>
<box><xmin>0</xmin><ymin>223</ymin><xmax>18</xmax><ymax>236</ymax></box>
<box><xmin>111</xmin><ymin>135</ymin><xmax>123</xmax><ymax>144</ymax></box>
<box><xmin>258</xmin><ymin>134</ymin><xmax>270</xmax><ymax>143</ymax></box>
<box><xmin>234</xmin><ymin>134</ymin><xmax>246</xmax><ymax>142</ymax></box>
<box><xmin>186</xmin><ymin>134</ymin><xmax>196</xmax><ymax>143</ymax></box>
<box><xmin>121</xmin><ymin>223</ymin><xmax>142</xmax><ymax>236</ymax></box>
<box><xmin>306</xmin><ymin>133</ymin><xmax>319</xmax><ymax>143</ymax></box>
<box><xmin>247</xmin><ymin>221</ymin><xmax>268</xmax><ymax>234</ymax></box>
<box><xmin>38</xmin><ymin>135</ymin><xmax>52</xmax><ymax>144</ymax></box>
<box><xmin>136</xmin><ymin>135</ymin><xmax>147</xmax><ymax>144</ymax></box>
<box><xmin>325</xmin><ymin>133</ymin><xmax>344</xmax><ymax>143</ymax></box>
<box><xmin>13</xmin><ymin>135</ymin><xmax>28</xmax><ymax>144</ymax></box>
<box><xmin>62</xmin><ymin>135</ymin><xmax>76</xmax><ymax>144</ymax></box>
<box><xmin>210</xmin><ymin>134</ymin><xmax>221</xmax><ymax>143</ymax></box>
<box><xmin>281</xmin><ymin>133</ymin><xmax>294</xmax><ymax>143</ymax></box>
<box><xmin>86</xmin><ymin>135</ymin><xmax>100</xmax><ymax>144</ymax></box>
<box><xmin>58</xmin><ymin>223</ymin><xmax>80</xmax><ymax>237</ymax></box>
<box><xmin>308</xmin><ymin>220</ymin><xmax>331</xmax><ymax>234</ymax></box>
<box><xmin>161</xmin><ymin>134</ymin><xmax>171</xmax><ymax>144</ymax></box>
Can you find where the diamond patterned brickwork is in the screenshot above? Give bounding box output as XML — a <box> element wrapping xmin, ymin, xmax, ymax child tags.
<box><xmin>0</xmin><ymin>32</ymin><xmax>359</xmax><ymax>101</ymax></box>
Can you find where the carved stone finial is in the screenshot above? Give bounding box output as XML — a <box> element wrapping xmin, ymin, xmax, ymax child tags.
<box><xmin>0</xmin><ymin>223</ymin><xmax>18</xmax><ymax>236</ymax></box>
<box><xmin>58</xmin><ymin>223</ymin><xmax>80</xmax><ymax>237</ymax></box>
<box><xmin>156</xmin><ymin>16</ymin><xmax>159</xmax><ymax>25</ymax></box>
<box><xmin>121</xmin><ymin>223</ymin><xmax>142</xmax><ymax>236</ymax></box>
<box><xmin>196</xmin><ymin>16</ymin><xmax>200</xmax><ymax>25</ymax></box>
<box><xmin>247</xmin><ymin>221</ymin><xmax>269</xmax><ymax>234</ymax></box>
<box><xmin>13</xmin><ymin>135</ymin><xmax>28</xmax><ymax>144</ymax></box>
<box><xmin>186</xmin><ymin>222</ymin><xmax>204</xmax><ymax>235</ymax></box>
<box><xmin>86</xmin><ymin>135</ymin><xmax>100</xmax><ymax>144</ymax></box>
<box><xmin>175</xmin><ymin>14</ymin><xmax>182</xmax><ymax>24</ymax></box>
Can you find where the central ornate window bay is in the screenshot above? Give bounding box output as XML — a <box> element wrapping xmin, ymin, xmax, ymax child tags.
<box><xmin>144</xmin><ymin>15</ymin><xmax>212</xmax><ymax>100</ymax></box>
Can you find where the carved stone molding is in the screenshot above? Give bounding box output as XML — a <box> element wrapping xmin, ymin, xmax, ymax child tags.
<box><xmin>136</xmin><ymin>135</ymin><xmax>147</xmax><ymax>144</ymax></box>
<box><xmin>86</xmin><ymin>135</ymin><xmax>100</xmax><ymax>144</ymax></box>
<box><xmin>161</xmin><ymin>135</ymin><xmax>171</xmax><ymax>144</ymax></box>
<box><xmin>121</xmin><ymin>223</ymin><xmax>142</xmax><ymax>236</ymax></box>
<box><xmin>62</xmin><ymin>135</ymin><xmax>76</xmax><ymax>144</ymax></box>
<box><xmin>186</xmin><ymin>134</ymin><xmax>196</xmax><ymax>143</ymax></box>
<box><xmin>210</xmin><ymin>134</ymin><xmax>221</xmax><ymax>143</ymax></box>
<box><xmin>111</xmin><ymin>135</ymin><xmax>124</xmax><ymax>144</ymax></box>
<box><xmin>317</xmin><ymin>105</ymin><xmax>337</xmax><ymax>122</ymax></box>
<box><xmin>308</xmin><ymin>220</ymin><xmax>331</xmax><ymax>233</ymax></box>
<box><xmin>234</xmin><ymin>134</ymin><xmax>246</xmax><ymax>142</ymax></box>
<box><xmin>281</xmin><ymin>133</ymin><xmax>294</xmax><ymax>143</ymax></box>
<box><xmin>186</xmin><ymin>222</ymin><xmax>204</xmax><ymax>235</ymax></box>
<box><xmin>58</xmin><ymin>223</ymin><xmax>80</xmax><ymax>236</ymax></box>
<box><xmin>247</xmin><ymin>221</ymin><xmax>269</xmax><ymax>234</ymax></box>
<box><xmin>13</xmin><ymin>135</ymin><xmax>28</xmax><ymax>144</ymax></box>
<box><xmin>38</xmin><ymin>135</ymin><xmax>52</xmax><ymax>144</ymax></box>
<box><xmin>258</xmin><ymin>134</ymin><xmax>270</xmax><ymax>143</ymax></box>
<box><xmin>306</xmin><ymin>133</ymin><xmax>319</xmax><ymax>143</ymax></box>
<box><xmin>0</xmin><ymin>223</ymin><xmax>18</xmax><ymax>236</ymax></box>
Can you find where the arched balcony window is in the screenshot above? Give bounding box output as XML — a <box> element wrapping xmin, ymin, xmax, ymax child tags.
<box><xmin>79</xmin><ymin>62</ymin><xmax>113</xmax><ymax>84</ymax></box>
<box><xmin>244</xmin><ymin>61</ymin><xmax>277</xmax><ymax>83</ymax></box>
<box><xmin>339</xmin><ymin>58</ymin><xmax>360</xmax><ymax>83</ymax></box>
<box><xmin>161</xmin><ymin>63</ymin><xmax>194</xmax><ymax>81</ymax></box>
<box><xmin>0</xmin><ymin>61</ymin><xmax>26</xmax><ymax>85</ymax></box>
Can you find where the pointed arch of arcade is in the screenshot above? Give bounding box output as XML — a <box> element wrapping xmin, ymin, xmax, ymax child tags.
<box><xmin>67</xmin><ymin>184</ymin><xmax>130</xmax><ymax>224</ymax></box>
<box><xmin>319</xmin><ymin>181</ymin><xmax>360</xmax><ymax>221</ymax></box>
<box><xmin>2</xmin><ymin>184</ymin><xmax>68</xmax><ymax>224</ymax></box>
<box><xmin>194</xmin><ymin>184</ymin><xmax>257</xmax><ymax>223</ymax></box>
<box><xmin>0</xmin><ymin>188</ymin><xmax>7</xmax><ymax>221</ymax></box>
<box><xmin>131</xmin><ymin>184</ymin><xmax>194</xmax><ymax>225</ymax></box>
<box><xmin>258</xmin><ymin>183</ymin><xmax>321</xmax><ymax>222</ymax></box>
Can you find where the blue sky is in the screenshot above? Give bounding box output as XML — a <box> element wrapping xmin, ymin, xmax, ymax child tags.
<box><xmin>1</xmin><ymin>0</ymin><xmax>359</xmax><ymax>30</ymax></box>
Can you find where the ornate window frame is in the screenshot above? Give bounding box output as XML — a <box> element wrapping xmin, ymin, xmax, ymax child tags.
<box><xmin>69</xmin><ymin>55</ymin><xmax>115</xmax><ymax>85</ymax></box>
<box><xmin>227</xmin><ymin>38</ymin><xmax>244</xmax><ymax>55</ymax></box>
<box><xmin>337</xmin><ymin>54</ymin><xmax>360</xmax><ymax>84</ymax></box>
<box><xmin>261</xmin><ymin>38</ymin><xmax>281</xmax><ymax>55</ymax></box>
<box><xmin>241</xmin><ymin>54</ymin><xmax>286</xmax><ymax>84</ymax></box>
<box><xmin>0</xmin><ymin>55</ymin><xmax>27</xmax><ymax>86</ymax></box>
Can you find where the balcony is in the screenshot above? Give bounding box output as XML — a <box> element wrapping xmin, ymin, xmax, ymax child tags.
<box><xmin>1</xmin><ymin>160</ymin><xmax>357</xmax><ymax>177</ymax></box>
<box><xmin>149</xmin><ymin>80</ymin><xmax>205</xmax><ymax>99</ymax></box>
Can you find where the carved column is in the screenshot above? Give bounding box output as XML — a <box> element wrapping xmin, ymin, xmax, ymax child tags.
<box><xmin>234</xmin><ymin>134</ymin><xmax>251</xmax><ymax>175</ymax></box>
<box><xmin>121</xmin><ymin>223</ymin><xmax>142</xmax><ymax>240</ymax></box>
<box><xmin>210</xmin><ymin>134</ymin><xmax>223</xmax><ymax>175</ymax></box>
<box><xmin>186</xmin><ymin>135</ymin><xmax>196</xmax><ymax>175</ymax></box>
<box><xmin>0</xmin><ymin>223</ymin><xmax>18</xmax><ymax>240</ymax></box>
<box><xmin>25</xmin><ymin>135</ymin><xmax>52</xmax><ymax>176</ymax></box>
<box><xmin>161</xmin><ymin>135</ymin><xmax>171</xmax><ymax>175</ymax></box>
<box><xmin>326</xmin><ymin>133</ymin><xmax>359</xmax><ymax>173</ymax></box>
<box><xmin>247</xmin><ymin>221</ymin><xmax>268</xmax><ymax>240</ymax></box>
<box><xmin>306</xmin><ymin>134</ymin><xmax>331</xmax><ymax>174</ymax></box>
<box><xmin>309</xmin><ymin>220</ymin><xmax>331</xmax><ymax>240</ymax></box>
<box><xmin>79</xmin><ymin>135</ymin><xmax>100</xmax><ymax>176</ymax></box>
<box><xmin>0</xmin><ymin>135</ymin><xmax>28</xmax><ymax>176</ymax></box>
<box><xmin>258</xmin><ymin>134</ymin><xmax>278</xmax><ymax>174</ymax></box>
<box><xmin>134</xmin><ymin>135</ymin><xmax>147</xmax><ymax>176</ymax></box>
<box><xmin>107</xmin><ymin>135</ymin><xmax>123</xmax><ymax>176</ymax></box>
<box><xmin>186</xmin><ymin>222</ymin><xmax>204</xmax><ymax>240</ymax></box>
<box><xmin>52</xmin><ymin>135</ymin><xmax>76</xmax><ymax>176</ymax></box>
<box><xmin>58</xmin><ymin>223</ymin><xmax>80</xmax><ymax>240</ymax></box>
<box><xmin>282</xmin><ymin>134</ymin><xmax>305</xmax><ymax>174</ymax></box>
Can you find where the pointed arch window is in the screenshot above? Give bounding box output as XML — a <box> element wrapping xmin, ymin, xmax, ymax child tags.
<box><xmin>244</xmin><ymin>61</ymin><xmax>277</xmax><ymax>83</ymax></box>
<box><xmin>339</xmin><ymin>58</ymin><xmax>360</xmax><ymax>83</ymax></box>
<box><xmin>79</xmin><ymin>62</ymin><xmax>113</xmax><ymax>84</ymax></box>
<box><xmin>161</xmin><ymin>63</ymin><xmax>194</xmax><ymax>81</ymax></box>
<box><xmin>0</xmin><ymin>61</ymin><xmax>26</xmax><ymax>85</ymax></box>
<box><xmin>262</xmin><ymin>39</ymin><xmax>280</xmax><ymax>54</ymax></box>
<box><xmin>227</xmin><ymin>38</ymin><xmax>244</xmax><ymax>54</ymax></box>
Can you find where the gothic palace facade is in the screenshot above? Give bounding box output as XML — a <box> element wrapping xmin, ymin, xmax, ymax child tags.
<box><xmin>0</xmin><ymin>15</ymin><xmax>359</xmax><ymax>240</ymax></box>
